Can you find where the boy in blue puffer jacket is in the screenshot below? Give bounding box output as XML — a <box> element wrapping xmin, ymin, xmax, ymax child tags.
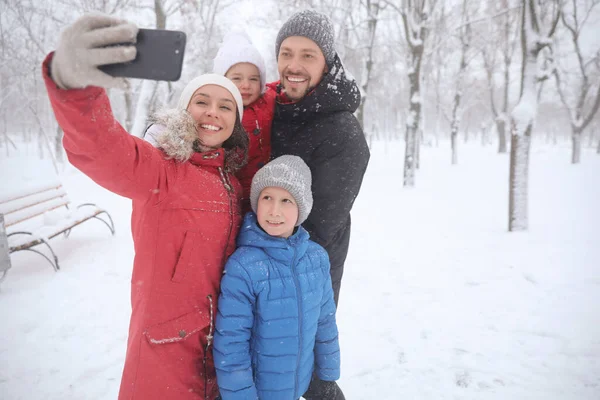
<box><xmin>214</xmin><ymin>155</ymin><xmax>341</xmax><ymax>400</ymax></box>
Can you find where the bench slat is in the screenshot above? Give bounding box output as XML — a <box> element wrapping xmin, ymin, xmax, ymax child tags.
<box><xmin>0</xmin><ymin>182</ymin><xmax>63</xmax><ymax>205</ymax></box>
<box><xmin>0</xmin><ymin>187</ymin><xmax>69</xmax><ymax>216</ymax></box>
<box><xmin>4</xmin><ymin>197</ymin><xmax>70</xmax><ymax>227</ymax></box>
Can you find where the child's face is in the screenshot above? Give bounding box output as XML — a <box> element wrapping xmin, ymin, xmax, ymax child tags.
<box><xmin>256</xmin><ymin>187</ymin><xmax>299</xmax><ymax>239</ymax></box>
<box><xmin>226</xmin><ymin>63</ymin><xmax>261</xmax><ymax>107</ymax></box>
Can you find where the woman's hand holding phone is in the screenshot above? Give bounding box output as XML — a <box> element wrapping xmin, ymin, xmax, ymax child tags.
<box><xmin>51</xmin><ymin>13</ymin><xmax>187</xmax><ymax>90</ymax></box>
<box><xmin>51</xmin><ymin>13</ymin><xmax>138</xmax><ymax>90</ymax></box>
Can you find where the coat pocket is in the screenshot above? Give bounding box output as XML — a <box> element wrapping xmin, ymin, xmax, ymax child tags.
<box><xmin>171</xmin><ymin>230</ymin><xmax>200</xmax><ymax>283</ymax></box>
<box><xmin>144</xmin><ymin>308</ymin><xmax>210</xmax><ymax>345</ymax></box>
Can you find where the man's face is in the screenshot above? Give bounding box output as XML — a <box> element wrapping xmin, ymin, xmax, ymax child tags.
<box><xmin>277</xmin><ymin>36</ymin><xmax>327</xmax><ymax>102</ymax></box>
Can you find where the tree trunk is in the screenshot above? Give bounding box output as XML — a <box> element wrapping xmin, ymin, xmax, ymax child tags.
<box><xmin>587</xmin><ymin>126</ymin><xmax>595</xmax><ymax>148</ymax></box>
<box><xmin>450</xmin><ymin>92</ymin><xmax>461</xmax><ymax>165</ymax></box>
<box><xmin>155</xmin><ymin>0</ymin><xmax>167</xmax><ymax>29</ymax></box>
<box><xmin>415</xmin><ymin>128</ymin><xmax>421</xmax><ymax>170</ymax></box>
<box><xmin>37</xmin><ymin>129</ymin><xmax>44</xmax><ymax>159</ymax></box>
<box><xmin>451</xmin><ymin>125</ymin><xmax>458</xmax><ymax>165</ymax></box>
<box><xmin>571</xmin><ymin>128</ymin><xmax>582</xmax><ymax>164</ymax></box>
<box><xmin>54</xmin><ymin>126</ymin><xmax>63</xmax><ymax>163</ymax></box>
<box><xmin>404</xmin><ymin>76</ymin><xmax>421</xmax><ymax>186</ymax></box>
<box><xmin>124</xmin><ymin>89</ymin><xmax>134</xmax><ymax>132</ymax></box>
<box><xmin>480</xmin><ymin>123</ymin><xmax>487</xmax><ymax>146</ymax></box>
<box><xmin>496</xmin><ymin>119</ymin><xmax>508</xmax><ymax>153</ymax></box>
<box><xmin>356</xmin><ymin>100</ymin><xmax>366</xmax><ymax>131</ymax></box>
<box><xmin>3</xmin><ymin>133</ymin><xmax>8</xmax><ymax>157</ymax></box>
<box><xmin>2</xmin><ymin>115</ymin><xmax>12</xmax><ymax>157</ymax></box>
<box><xmin>404</xmin><ymin>125</ymin><xmax>417</xmax><ymax>187</ymax></box>
<box><xmin>129</xmin><ymin>0</ymin><xmax>167</xmax><ymax>138</ymax></box>
<box><xmin>508</xmin><ymin>0</ymin><xmax>557</xmax><ymax>232</ymax></box>
<box><xmin>508</xmin><ymin>124</ymin><xmax>532</xmax><ymax>231</ymax></box>
<box><xmin>357</xmin><ymin>1</ymin><xmax>380</xmax><ymax>136</ymax></box>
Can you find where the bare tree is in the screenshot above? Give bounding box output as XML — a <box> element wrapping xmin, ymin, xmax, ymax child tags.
<box><xmin>386</xmin><ymin>0</ymin><xmax>437</xmax><ymax>187</ymax></box>
<box><xmin>448</xmin><ymin>0</ymin><xmax>475</xmax><ymax>165</ymax></box>
<box><xmin>508</xmin><ymin>0</ymin><xmax>561</xmax><ymax>231</ymax></box>
<box><xmin>553</xmin><ymin>0</ymin><xmax>600</xmax><ymax>164</ymax></box>
<box><xmin>1</xmin><ymin>0</ymin><xmax>136</xmax><ymax>156</ymax></box>
<box><xmin>181</xmin><ymin>0</ymin><xmax>230</xmax><ymax>76</ymax></box>
<box><xmin>481</xmin><ymin>0</ymin><xmax>521</xmax><ymax>154</ymax></box>
<box><xmin>2</xmin><ymin>0</ymin><xmax>63</xmax><ymax>157</ymax></box>
<box><xmin>355</xmin><ymin>0</ymin><xmax>384</xmax><ymax>132</ymax></box>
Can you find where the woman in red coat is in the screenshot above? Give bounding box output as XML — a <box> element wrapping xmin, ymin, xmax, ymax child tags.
<box><xmin>44</xmin><ymin>14</ymin><xmax>248</xmax><ymax>400</ymax></box>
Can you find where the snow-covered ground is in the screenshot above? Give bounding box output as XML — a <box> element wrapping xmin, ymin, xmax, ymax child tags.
<box><xmin>1</xmin><ymin>141</ymin><xmax>599</xmax><ymax>400</ymax></box>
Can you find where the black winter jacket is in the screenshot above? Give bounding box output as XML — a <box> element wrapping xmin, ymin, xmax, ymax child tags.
<box><xmin>269</xmin><ymin>54</ymin><xmax>370</xmax><ymax>305</ymax></box>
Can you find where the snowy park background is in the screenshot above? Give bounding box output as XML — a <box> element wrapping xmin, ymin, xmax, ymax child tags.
<box><xmin>1</xmin><ymin>0</ymin><xmax>600</xmax><ymax>399</ymax></box>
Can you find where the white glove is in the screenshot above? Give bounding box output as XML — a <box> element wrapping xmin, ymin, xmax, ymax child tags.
<box><xmin>50</xmin><ymin>13</ymin><xmax>138</xmax><ymax>90</ymax></box>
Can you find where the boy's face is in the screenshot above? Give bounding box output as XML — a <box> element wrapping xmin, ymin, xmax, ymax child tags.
<box><xmin>225</xmin><ymin>62</ymin><xmax>261</xmax><ymax>107</ymax></box>
<box><xmin>256</xmin><ymin>187</ymin><xmax>299</xmax><ymax>239</ymax></box>
<box><xmin>277</xmin><ymin>36</ymin><xmax>327</xmax><ymax>102</ymax></box>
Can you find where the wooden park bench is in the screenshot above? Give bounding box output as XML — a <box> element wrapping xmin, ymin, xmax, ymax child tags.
<box><xmin>0</xmin><ymin>179</ymin><xmax>115</xmax><ymax>283</ymax></box>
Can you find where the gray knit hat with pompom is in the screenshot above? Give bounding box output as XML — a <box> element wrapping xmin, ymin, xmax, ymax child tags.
<box><xmin>250</xmin><ymin>155</ymin><xmax>313</xmax><ymax>226</ymax></box>
<box><xmin>275</xmin><ymin>9</ymin><xmax>336</xmax><ymax>68</ymax></box>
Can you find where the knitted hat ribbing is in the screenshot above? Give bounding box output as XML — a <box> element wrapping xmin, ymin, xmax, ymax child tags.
<box><xmin>177</xmin><ymin>73</ymin><xmax>244</xmax><ymax>120</ymax></box>
<box><xmin>250</xmin><ymin>155</ymin><xmax>313</xmax><ymax>226</ymax></box>
<box><xmin>275</xmin><ymin>10</ymin><xmax>336</xmax><ymax>68</ymax></box>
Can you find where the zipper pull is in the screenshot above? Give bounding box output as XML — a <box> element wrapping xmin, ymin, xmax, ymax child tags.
<box><xmin>218</xmin><ymin>167</ymin><xmax>233</xmax><ymax>193</ymax></box>
<box><xmin>206</xmin><ymin>294</ymin><xmax>214</xmax><ymax>347</ymax></box>
<box><xmin>253</xmin><ymin>119</ymin><xmax>260</xmax><ymax>136</ymax></box>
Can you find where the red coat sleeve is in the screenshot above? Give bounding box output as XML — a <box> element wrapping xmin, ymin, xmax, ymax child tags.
<box><xmin>43</xmin><ymin>52</ymin><xmax>173</xmax><ymax>202</ymax></box>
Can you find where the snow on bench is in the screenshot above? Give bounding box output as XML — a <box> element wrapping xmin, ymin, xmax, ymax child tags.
<box><xmin>1</xmin><ymin>186</ymin><xmax>68</xmax><ymax>227</ymax></box>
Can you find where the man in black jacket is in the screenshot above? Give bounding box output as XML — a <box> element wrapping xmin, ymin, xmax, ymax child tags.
<box><xmin>269</xmin><ymin>10</ymin><xmax>370</xmax><ymax>400</ymax></box>
<box><xmin>271</xmin><ymin>9</ymin><xmax>370</xmax><ymax>306</ymax></box>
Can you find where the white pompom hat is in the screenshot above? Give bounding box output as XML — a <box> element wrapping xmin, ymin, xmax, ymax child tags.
<box><xmin>213</xmin><ymin>30</ymin><xmax>267</xmax><ymax>93</ymax></box>
<box><xmin>177</xmin><ymin>73</ymin><xmax>244</xmax><ymax>121</ymax></box>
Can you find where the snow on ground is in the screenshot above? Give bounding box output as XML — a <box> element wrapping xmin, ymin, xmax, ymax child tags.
<box><xmin>1</xmin><ymin>141</ymin><xmax>599</xmax><ymax>400</ymax></box>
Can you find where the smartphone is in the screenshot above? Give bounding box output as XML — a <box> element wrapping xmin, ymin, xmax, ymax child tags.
<box><xmin>99</xmin><ymin>28</ymin><xmax>186</xmax><ymax>82</ymax></box>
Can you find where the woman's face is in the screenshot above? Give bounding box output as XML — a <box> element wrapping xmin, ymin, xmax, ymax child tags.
<box><xmin>226</xmin><ymin>62</ymin><xmax>261</xmax><ymax>106</ymax></box>
<box><xmin>186</xmin><ymin>84</ymin><xmax>237</xmax><ymax>150</ymax></box>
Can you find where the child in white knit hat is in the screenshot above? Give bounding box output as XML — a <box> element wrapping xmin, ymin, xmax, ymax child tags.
<box><xmin>214</xmin><ymin>155</ymin><xmax>342</xmax><ymax>400</ymax></box>
<box><xmin>213</xmin><ymin>31</ymin><xmax>276</xmax><ymax>214</ymax></box>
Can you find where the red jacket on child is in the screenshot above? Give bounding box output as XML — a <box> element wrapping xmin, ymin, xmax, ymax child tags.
<box><xmin>235</xmin><ymin>89</ymin><xmax>276</xmax><ymax>212</ymax></box>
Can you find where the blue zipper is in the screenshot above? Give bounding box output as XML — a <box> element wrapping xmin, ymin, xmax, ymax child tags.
<box><xmin>290</xmin><ymin>243</ymin><xmax>301</xmax><ymax>398</ymax></box>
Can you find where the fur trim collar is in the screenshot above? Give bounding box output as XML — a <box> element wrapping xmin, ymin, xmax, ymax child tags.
<box><xmin>149</xmin><ymin>108</ymin><xmax>197</xmax><ymax>162</ymax></box>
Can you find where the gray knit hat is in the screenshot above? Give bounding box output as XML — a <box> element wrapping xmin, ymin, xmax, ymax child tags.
<box><xmin>250</xmin><ymin>155</ymin><xmax>313</xmax><ymax>227</ymax></box>
<box><xmin>275</xmin><ymin>10</ymin><xmax>336</xmax><ymax>68</ymax></box>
